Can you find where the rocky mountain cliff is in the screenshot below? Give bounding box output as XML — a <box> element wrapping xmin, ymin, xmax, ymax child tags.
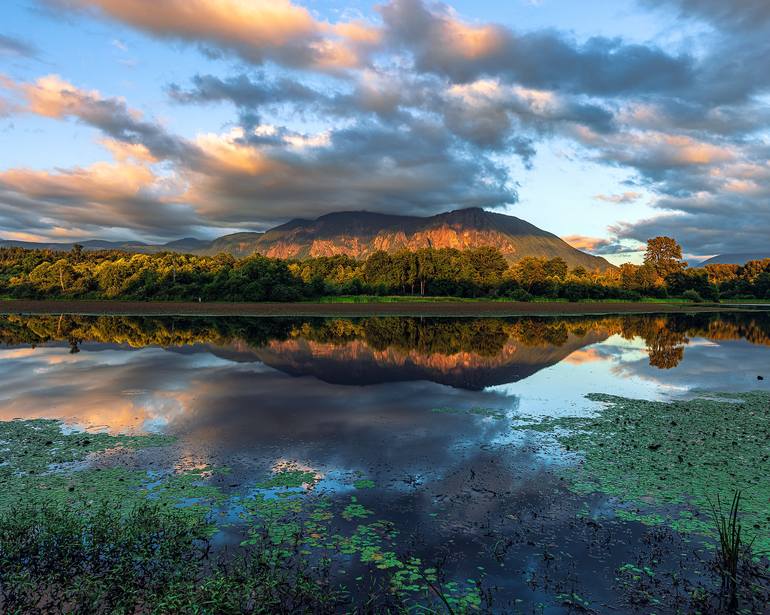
<box><xmin>221</xmin><ymin>208</ymin><xmax>613</xmax><ymax>269</ymax></box>
<box><xmin>0</xmin><ymin>208</ymin><xmax>613</xmax><ymax>270</ymax></box>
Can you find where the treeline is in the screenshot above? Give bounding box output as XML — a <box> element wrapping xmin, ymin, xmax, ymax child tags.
<box><xmin>1</xmin><ymin>237</ymin><xmax>769</xmax><ymax>302</ymax></box>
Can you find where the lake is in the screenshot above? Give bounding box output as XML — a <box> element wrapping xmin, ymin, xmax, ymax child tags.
<box><xmin>2</xmin><ymin>311</ymin><xmax>769</xmax><ymax>613</ymax></box>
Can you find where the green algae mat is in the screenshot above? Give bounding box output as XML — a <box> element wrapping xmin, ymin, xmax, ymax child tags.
<box><xmin>0</xmin><ymin>419</ymin><xmax>223</xmax><ymax>520</ymax></box>
<box><xmin>513</xmin><ymin>391</ymin><xmax>770</xmax><ymax>552</ymax></box>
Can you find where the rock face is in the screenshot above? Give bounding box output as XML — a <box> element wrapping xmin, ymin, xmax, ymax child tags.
<box><xmin>220</xmin><ymin>208</ymin><xmax>614</xmax><ymax>270</ymax></box>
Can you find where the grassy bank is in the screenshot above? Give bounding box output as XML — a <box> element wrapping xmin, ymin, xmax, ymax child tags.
<box><xmin>0</xmin><ymin>298</ymin><xmax>762</xmax><ymax>318</ymax></box>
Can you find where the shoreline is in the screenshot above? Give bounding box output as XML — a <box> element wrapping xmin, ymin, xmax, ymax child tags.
<box><xmin>0</xmin><ymin>299</ymin><xmax>764</xmax><ymax>317</ymax></box>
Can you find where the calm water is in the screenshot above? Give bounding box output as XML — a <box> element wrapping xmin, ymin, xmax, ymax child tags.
<box><xmin>2</xmin><ymin>312</ymin><xmax>769</xmax><ymax>612</ymax></box>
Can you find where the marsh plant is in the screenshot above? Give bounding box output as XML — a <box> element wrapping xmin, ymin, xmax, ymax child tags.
<box><xmin>0</xmin><ymin>497</ymin><xmax>470</xmax><ymax>614</ymax></box>
<box><xmin>0</xmin><ymin>500</ymin><xmax>342</xmax><ymax>614</ymax></box>
<box><xmin>707</xmin><ymin>491</ymin><xmax>761</xmax><ymax>613</ymax></box>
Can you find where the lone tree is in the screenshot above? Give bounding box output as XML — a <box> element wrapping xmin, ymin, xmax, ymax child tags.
<box><xmin>644</xmin><ymin>236</ymin><xmax>686</xmax><ymax>281</ymax></box>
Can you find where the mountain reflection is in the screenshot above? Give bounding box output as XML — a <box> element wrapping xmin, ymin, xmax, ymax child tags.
<box><xmin>1</xmin><ymin>313</ymin><xmax>770</xmax><ymax>387</ymax></box>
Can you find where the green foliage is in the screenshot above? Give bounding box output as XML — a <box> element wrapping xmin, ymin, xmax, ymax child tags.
<box><xmin>682</xmin><ymin>288</ymin><xmax>705</xmax><ymax>303</ymax></box>
<box><xmin>3</xmin><ymin>242</ymin><xmax>769</xmax><ymax>301</ymax></box>
<box><xmin>0</xmin><ymin>418</ymin><xmax>174</xmax><ymax>514</ymax></box>
<box><xmin>644</xmin><ymin>236</ymin><xmax>686</xmax><ymax>279</ymax></box>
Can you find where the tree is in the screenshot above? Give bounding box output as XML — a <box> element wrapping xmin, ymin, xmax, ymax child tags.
<box><xmin>70</xmin><ymin>243</ymin><xmax>84</xmax><ymax>262</ymax></box>
<box><xmin>543</xmin><ymin>257</ymin><xmax>568</xmax><ymax>280</ymax></box>
<box><xmin>644</xmin><ymin>236</ymin><xmax>686</xmax><ymax>281</ymax></box>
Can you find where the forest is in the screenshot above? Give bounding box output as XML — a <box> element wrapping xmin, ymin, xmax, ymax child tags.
<box><xmin>0</xmin><ymin>237</ymin><xmax>768</xmax><ymax>303</ymax></box>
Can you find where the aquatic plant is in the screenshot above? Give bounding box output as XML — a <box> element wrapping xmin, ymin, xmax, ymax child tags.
<box><xmin>708</xmin><ymin>491</ymin><xmax>754</xmax><ymax>612</ymax></box>
<box><xmin>512</xmin><ymin>392</ymin><xmax>770</xmax><ymax>552</ymax></box>
<box><xmin>242</xmin><ymin>469</ymin><xmax>484</xmax><ymax>613</ymax></box>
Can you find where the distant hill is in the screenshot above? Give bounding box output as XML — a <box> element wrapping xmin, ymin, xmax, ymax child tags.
<box><xmin>698</xmin><ymin>253</ymin><xmax>770</xmax><ymax>266</ymax></box>
<box><xmin>0</xmin><ymin>238</ymin><xmax>204</xmax><ymax>254</ymax></box>
<box><xmin>0</xmin><ymin>208</ymin><xmax>614</xmax><ymax>270</ymax></box>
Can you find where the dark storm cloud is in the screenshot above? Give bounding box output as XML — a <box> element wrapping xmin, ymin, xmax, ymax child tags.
<box><xmin>0</xmin><ymin>179</ymin><xmax>205</xmax><ymax>240</ymax></box>
<box><xmin>170</xmin><ymin>71</ymin><xmax>615</xmax><ymax>153</ymax></box>
<box><xmin>613</xmin><ymin>207</ymin><xmax>770</xmax><ymax>257</ymax></box>
<box><xmin>378</xmin><ymin>0</ymin><xmax>694</xmax><ymax>96</ymax></box>
<box><xmin>188</xmin><ymin>118</ymin><xmax>516</xmax><ymax>223</ymax></box>
<box><xmin>2</xmin><ymin>72</ymin><xmax>517</xmax><ymax>234</ymax></box>
<box><xmin>167</xmin><ymin>73</ymin><xmax>320</xmax><ymax>109</ymax></box>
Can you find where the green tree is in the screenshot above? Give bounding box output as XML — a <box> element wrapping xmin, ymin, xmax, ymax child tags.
<box><xmin>644</xmin><ymin>236</ymin><xmax>686</xmax><ymax>281</ymax></box>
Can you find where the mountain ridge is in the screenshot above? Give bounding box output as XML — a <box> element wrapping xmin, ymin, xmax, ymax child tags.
<box><xmin>698</xmin><ymin>252</ymin><xmax>770</xmax><ymax>266</ymax></box>
<box><xmin>0</xmin><ymin>208</ymin><xmax>614</xmax><ymax>270</ymax></box>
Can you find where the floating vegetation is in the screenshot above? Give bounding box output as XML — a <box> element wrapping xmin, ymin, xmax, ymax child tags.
<box><xmin>353</xmin><ymin>478</ymin><xmax>376</xmax><ymax>489</ymax></box>
<box><xmin>342</xmin><ymin>496</ymin><xmax>374</xmax><ymax>521</ymax></box>
<box><xmin>513</xmin><ymin>391</ymin><xmax>770</xmax><ymax>551</ymax></box>
<box><xmin>241</xmin><ymin>466</ymin><xmax>483</xmax><ymax>612</ymax></box>
<box><xmin>0</xmin><ymin>418</ymin><xmax>235</xmax><ymax>541</ymax></box>
<box><xmin>0</xmin><ymin>422</ymin><xmax>487</xmax><ymax>612</ymax></box>
<box><xmin>255</xmin><ymin>468</ymin><xmax>319</xmax><ymax>490</ymax></box>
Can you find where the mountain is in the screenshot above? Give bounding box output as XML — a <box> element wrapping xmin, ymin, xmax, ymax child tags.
<box><xmin>220</xmin><ymin>208</ymin><xmax>613</xmax><ymax>270</ymax></box>
<box><xmin>0</xmin><ymin>208</ymin><xmax>613</xmax><ymax>270</ymax></box>
<box><xmin>698</xmin><ymin>253</ymin><xmax>770</xmax><ymax>266</ymax></box>
<box><xmin>206</xmin><ymin>232</ymin><xmax>264</xmax><ymax>258</ymax></box>
<box><xmin>0</xmin><ymin>238</ymin><xmax>201</xmax><ymax>254</ymax></box>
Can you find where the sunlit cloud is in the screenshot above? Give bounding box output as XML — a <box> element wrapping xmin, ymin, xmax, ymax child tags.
<box><xmin>593</xmin><ymin>192</ymin><xmax>642</xmax><ymax>204</ymax></box>
<box><xmin>51</xmin><ymin>0</ymin><xmax>379</xmax><ymax>71</ymax></box>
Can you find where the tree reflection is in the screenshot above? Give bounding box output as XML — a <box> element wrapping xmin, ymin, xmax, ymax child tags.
<box><xmin>0</xmin><ymin>312</ymin><xmax>768</xmax><ymax>371</ymax></box>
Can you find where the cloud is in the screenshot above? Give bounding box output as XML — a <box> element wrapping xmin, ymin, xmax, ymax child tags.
<box><xmin>594</xmin><ymin>192</ymin><xmax>642</xmax><ymax>204</ymax></box>
<box><xmin>613</xmin><ymin>185</ymin><xmax>770</xmax><ymax>255</ymax></box>
<box><xmin>0</xmin><ymin>74</ymin><xmax>516</xmax><ymax>237</ymax></box>
<box><xmin>182</xmin><ymin>121</ymin><xmax>515</xmax><ymax>224</ymax></box>
<box><xmin>0</xmin><ymin>34</ymin><xmax>37</xmax><ymax>58</ymax></box>
<box><xmin>0</xmin><ymin>156</ymin><xmax>201</xmax><ymax>237</ymax></box>
<box><xmin>378</xmin><ymin>0</ymin><xmax>694</xmax><ymax>96</ymax></box>
<box><xmin>641</xmin><ymin>0</ymin><xmax>770</xmax><ymax>32</ymax></box>
<box><xmin>561</xmin><ymin>234</ymin><xmax>637</xmax><ymax>256</ymax></box>
<box><xmin>10</xmin><ymin>74</ymin><xmax>192</xmax><ymax>161</ymax></box>
<box><xmin>3</xmin><ymin>0</ymin><xmax>768</xmax><ymax>254</ymax></box>
<box><xmin>49</xmin><ymin>0</ymin><xmax>379</xmax><ymax>71</ymax></box>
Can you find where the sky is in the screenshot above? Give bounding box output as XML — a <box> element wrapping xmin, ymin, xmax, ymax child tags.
<box><xmin>0</xmin><ymin>0</ymin><xmax>768</xmax><ymax>264</ymax></box>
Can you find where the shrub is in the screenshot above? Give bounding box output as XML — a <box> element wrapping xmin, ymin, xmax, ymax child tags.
<box><xmin>506</xmin><ymin>288</ymin><xmax>533</xmax><ymax>302</ymax></box>
<box><xmin>682</xmin><ymin>289</ymin><xmax>705</xmax><ymax>303</ymax></box>
<box><xmin>562</xmin><ymin>282</ymin><xmax>589</xmax><ymax>303</ymax></box>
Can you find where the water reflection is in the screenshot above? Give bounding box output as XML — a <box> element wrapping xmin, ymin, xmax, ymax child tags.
<box><xmin>2</xmin><ymin>312</ymin><xmax>769</xmax><ymax>376</ymax></box>
<box><xmin>0</xmin><ymin>311</ymin><xmax>768</xmax><ymax>436</ymax></box>
<box><xmin>2</xmin><ymin>312</ymin><xmax>769</xmax><ymax>611</ymax></box>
